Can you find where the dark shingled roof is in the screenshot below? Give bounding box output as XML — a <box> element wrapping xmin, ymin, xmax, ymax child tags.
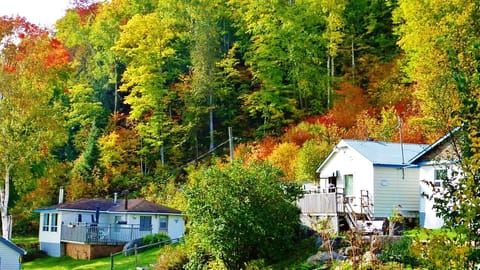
<box><xmin>37</xmin><ymin>198</ymin><xmax>181</xmax><ymax>214</ymax></box>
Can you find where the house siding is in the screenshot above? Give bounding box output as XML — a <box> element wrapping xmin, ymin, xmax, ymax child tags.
<box><xmin>373</xmin><ymin>167</ymin><xmax>419</xmax><ymax>219</ymax></box>
<box><xmin>0</xmin><ymin>243</ymin><xmax>22</xmax><ymax>270</ymax></box>
<box><xmin>39</xmin><ymin>211</ymin><xmax>63</xmax><ymax>257</ymax></box>
<box><xmin>319</xmin><ymin>145</ymin><xmax>374</xmax><ymax>213</ymax></box>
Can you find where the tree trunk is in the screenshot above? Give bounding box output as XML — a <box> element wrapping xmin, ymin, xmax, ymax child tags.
<box><xmin>1</xmin><ymin>165</ymin><xmax>12</xmax><ymax>240</ymax></box>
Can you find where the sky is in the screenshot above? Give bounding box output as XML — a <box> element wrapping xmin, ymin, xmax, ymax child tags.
<box><xmin>0</xmin><ymin>0</ymin><xmax>72</xmax><ymax>28</ymax></box>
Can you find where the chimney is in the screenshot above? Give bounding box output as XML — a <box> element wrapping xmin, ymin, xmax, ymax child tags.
<box><xmin>114</xmin><ymin>192</ymin><xmax>118</xmax><ymax>204</ymax></box>
<box><xmin>58</xmin><ymin>186</ymin><xmax>64</xmax><ymax>204</ymax></box>
<box><xmin>124</xmin><ymin>190</ymin><xmax>129</xmax><ymax>210</ymax></box>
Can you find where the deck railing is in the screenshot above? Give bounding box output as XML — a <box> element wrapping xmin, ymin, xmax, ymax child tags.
<box><xmin>61</xmin><ymin>223</ymin><xmax>156</xmax><ymax>244</ymax></box>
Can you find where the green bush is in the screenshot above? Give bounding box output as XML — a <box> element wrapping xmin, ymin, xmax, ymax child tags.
<box><xmin>142</xmin><ymin>233</ymin><xmax>171</xmax><ymax>245</ymax></box>
<box><xmin>379</xmin><ymin>236</ymin><xmax>419</xmax><ymax>267</ymax></box>
<box><xmin>156</xmin><ymin>244</ymin><xmax>189</xmax><ymax>270</ymax></box>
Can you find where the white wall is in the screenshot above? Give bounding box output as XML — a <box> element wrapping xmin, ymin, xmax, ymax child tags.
<box><xmin>38</xmin><ymin>212</ymin><xmax>62</xmax><ymax>257</ymax></box>
<box><xmin>167</xmin><ymin>215</ymin><xmax>185</xmax><ymax>240</ymax></box>
<box><xmin>419</xmin><ymin>165</ymin><xmax>445</xmax><ymax>229</ymax></box>
<box><xmin>373</xmin><ymin>167</ymin><xmax>419</xmax><ymax>219</ymax></box>
<box><xmin>0</xmin><ymin>242</ymin><xmax>22</xmax><ymax>270</ymax></box>
<box><xmin>319</xmin><ymin>145</ymin><xmax>374</xmax><ymax>213</ymax></box>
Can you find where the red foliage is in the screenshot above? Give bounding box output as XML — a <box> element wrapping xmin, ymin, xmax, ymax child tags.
<box><xmin>70</xmin><ymin>0</ymin><xmax>99</xmax><ymax>25</ymax></box>
<box><xmin>2</xmin><ymin>65</ymin><xmax>16</xmax><ymax>73</ymax></box>
<box><xmin>44</xmin><ymin>38</ymin><xmax>71</xmax><ymax>68</ymax></box>
<box><xmin>329</xmin><ymin>82</ymin><xmax>368</xmax><ymax>128</ymax></box>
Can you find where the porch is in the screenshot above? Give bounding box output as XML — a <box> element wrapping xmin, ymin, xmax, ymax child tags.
<box><xmin>61</xmin><ymin>223</ymin><xmax>156</xmax><ymax>245</ymax></box>
<box><xmin>297</xmin><ymin>187</ymin><xmax>374</xmax><ymax>232</ymax></box>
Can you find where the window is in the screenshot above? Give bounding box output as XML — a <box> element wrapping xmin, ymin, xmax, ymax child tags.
<box><xmin>159</xmin><ymin>216</ymin><xmax>168</xmax><ymax>232</ymax></box>
<box><xmin>51</xmin><ymin>213</ymin><xmax>58</xmax><ymax>232</ymax></box>
<box><xmin>434</xmin><ymin>169</ymin><xmax>447</xmax><ymax>188</ymax></box>
<box><xmin>77</xmin><ymin>214</ymin><xmax>82</xmax><ymax>223</ymax></box>
<box><xmin>344</xmin><ymin>174</ymin><xmax>354</xmax><ymax>197</ymax></box>
<box><xmin>139</xmin><ymin>216</ymin><xmax>152</xmax><ymax>231</ymax></box>
<box><xmin>43</xmin><ymin>213</ymin><xmax>50</xmax><ymax>231</ymax></box>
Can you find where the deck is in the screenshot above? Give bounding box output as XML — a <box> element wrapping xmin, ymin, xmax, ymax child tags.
<box><xmin>61</xmin><ymin>223</ymin><xmax>157</xmax><ymax>245</ymax></box>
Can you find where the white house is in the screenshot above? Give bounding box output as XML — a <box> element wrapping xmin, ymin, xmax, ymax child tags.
<box><xmin>298</xmin><ymin>139</ymin><xmax>427</xmax><ymax>232</ymax></box>
<box><xmin>409</xmin><ymin>129</ymin><xmax>461</xmax><ymax>229</ymax></box>
<box><xmin>0</xmin><ymin>237</ymin><xmax>26</xmax><ymax>270</ymax></box>
<box><xmin>36</xmin><ymin>194</ymin><xmax>185</xmax><ymax>259</ymax></box>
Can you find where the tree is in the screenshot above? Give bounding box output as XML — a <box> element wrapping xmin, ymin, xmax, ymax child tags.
<box><xmin>184</xmin><ymin>160</ymin><xmax>302</xmax><ymax>269</ymax></box>
<box><xmin>432</xmin><ymin>44</ymin><xmax>480</xmax><ymax>267</ymax></box>
<box><xmin>0</xmin><ymin>16</ymin><xmax>68</xmax><ymax>238</ymax></box>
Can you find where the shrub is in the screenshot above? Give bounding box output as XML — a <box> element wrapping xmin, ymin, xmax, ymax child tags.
<box><xmin>410</xmin><ymin>234</ymin><xmax>470</xmax><ymax>269</ymax></box>
<box><xmin>142</xmin><ymin>233</ymin><xmax>170</xmax><ymax>246</ymax></box>
<box><xmin>156</xmin><ymin>244</ymin><xmax>188</xmax><ymax>270</ymax></box>
<box><xmin>379</xmin><ymin>236</ymin><xmax>418</xmax><ymax>267</ymax></box>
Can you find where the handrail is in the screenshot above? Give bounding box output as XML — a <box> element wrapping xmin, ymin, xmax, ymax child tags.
<box><xmin>109</xmin><ymin>237</ymin><xmax>184</xmax><ymax>270</ymax></box>
<box><xmin>360</xmin><ymin>190</ymin><xmax>374</xmax><ymax>221</ymax></box>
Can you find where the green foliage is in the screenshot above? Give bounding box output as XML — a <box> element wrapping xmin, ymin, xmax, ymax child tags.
<box><xmin>410</xmin><ymin>233</ymin><xmax>470</xmax><ymax>269</ymax></box>
<box><xmin>379</xmin><ymin>236</ymin><xmax>419</xmax><ymax>266</ymax></box>
<box><xmin>142</xmin><ymin>233</ymin><xmax>171</xmax><ymax>246</ymax></box>
<box><xmin>156</xmin><ymin>244</ymin><xmax>189</xmax><ymax>270</ymax></box>
<box><xmin>185</xmin><ymin>160</ymin><xmax>302</xmax><ymax>269</ymax></box>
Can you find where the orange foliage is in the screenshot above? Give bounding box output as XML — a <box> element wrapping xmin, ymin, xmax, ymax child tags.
<box><xmin>329</xmin><ymin>82</ymin><xmax>368</xmax><ymax>128</ymax></box>
<box><xmin>44</xmin><ymin>38</ymin><xmax>71</xmax><ymax>68</ymax></box>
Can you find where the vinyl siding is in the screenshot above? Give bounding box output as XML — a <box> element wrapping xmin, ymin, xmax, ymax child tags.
<box><xmin>373</xmin><ymin>167</ymin><xmax>420</xmax><ymax>218</ymax></box>
<box><xmin>0</xmin><ymin>243</ymin><xmax>21</xmax><ymax>270</ymax></box>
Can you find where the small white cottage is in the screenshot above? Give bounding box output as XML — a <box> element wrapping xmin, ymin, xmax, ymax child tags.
<box><xmin>0</xmin><ymin>237</ymin><xmax>26</xmax><ymax>270</ymax></box>
<box><xmin>298</xmin><ymin>139</ymin><xmax>427</xmax><ymax>232</ymax></box>
<box><xmin>35</xmin><ymin>194</ymin><xmax>185</xmax><ymax>259</ymax></box>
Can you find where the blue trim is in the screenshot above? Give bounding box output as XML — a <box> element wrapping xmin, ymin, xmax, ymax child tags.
<box><xmin>0</xmin><ymin>237</ymin><xmax>26</xmax><ymax>255</ymax></box>
<box><xmin>373</xmin><ymin>163</ymin><xmax>419</xmax><ymax>168</ymax></box>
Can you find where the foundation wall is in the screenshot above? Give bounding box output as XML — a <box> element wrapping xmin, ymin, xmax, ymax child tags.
<box><xmin>65</xmin><ymin>242</ymin><xmax>124</xmax><ymax>260</ymax></box>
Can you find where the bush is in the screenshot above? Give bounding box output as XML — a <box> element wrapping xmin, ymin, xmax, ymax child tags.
<box><xmin>142</xmin><ymin>233</ymin><xmax>171</xmax><ymax>246</ymax></box>
<box><xmin>379</xmin><ymin>236</ymin><xmax>419</xmax><ymax>267</ymax></box>
<box><xmin>21</xmin><ymin>245</ymin><xmax>47</xmax><ymax>262</ymax></box>
<box><xmin>410</xmin><ymin>234</ymin><xmax>470</xmax><ymax>269</ymax></box>
<box><xmin>156</xmin><ymin>244</ymin><xmax>188</xmax><ymax>270</ymax></box>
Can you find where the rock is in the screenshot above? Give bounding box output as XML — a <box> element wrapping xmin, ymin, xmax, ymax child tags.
<box><xmin>306</xmin><ymin>251</ymin><xmax>338</xmax><ymax>265</ymax></box>
<box><xmin>362</xmin><ymin>251</ymin><xmax>377</xmax><ymax>264</ymax></box>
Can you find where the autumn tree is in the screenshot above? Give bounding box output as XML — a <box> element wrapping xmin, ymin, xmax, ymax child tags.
<box><xmin>0</xmin><ymin>16</ymin><xmax>69</xmax><ymax>238</ymax></box>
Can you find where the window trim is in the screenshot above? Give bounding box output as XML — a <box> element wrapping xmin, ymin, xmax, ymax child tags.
<box><xmin>42</xmin><ymin>213</ymin><xmax>50</xmax><ymax>232</ymax></box>
<box><xmin>139</xmin><ymin>216</ymin><xmax>152</xmax><ymax>232</ymax></box>
<box><xmin>50</xmin><ymin>213</ymin><xmax>58</xmax><ymax>232</ymax></box>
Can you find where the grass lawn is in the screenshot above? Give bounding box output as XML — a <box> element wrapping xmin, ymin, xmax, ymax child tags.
<box><xmin>404</xmin><ymin>228</ymin><xmax>458</xmax><ymax>241</ymax></box>
<box><xmin>23</xmin><ymin>247</ymin><xmax>160</xmax><ymax>270</ymax></box>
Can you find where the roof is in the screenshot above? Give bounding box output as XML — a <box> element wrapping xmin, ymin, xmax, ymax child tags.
<box><xmin>317</xmin><ymin>139</ymin><xmax>428</xmax><ymax>172</ymax></box>
<box><xmin>0</xmin><ymin>237</ymin><xmax>27</xmax><ymax>255</ymax></box>
<box><xmin>36</xmin><ymin>198</ymin><xmax>182</xmax><ymax>215</ymax></box>
<box><xmin>409</xmin><ymin>127</ymin><xmax>460</xmax><ymax>164</ymax></box>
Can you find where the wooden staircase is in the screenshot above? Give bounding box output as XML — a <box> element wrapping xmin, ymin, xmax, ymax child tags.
<box><xmin>342</xmin><ymin>189</ymin><xmax>374</xmax><ymax>231</ymax></box>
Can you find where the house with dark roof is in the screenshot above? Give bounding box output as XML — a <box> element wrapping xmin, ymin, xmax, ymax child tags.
<box><xmin>298</xmin><ymin>139</ymin><xmax>427</xmax><ymax>232</ymax></box>
<box><xmin>35</xmin><ymin>192</ymin><xmax>185</xmax><ymax>259</ymax></box>
<box><xmin>0</xmin><ymin>237</ymin><xmax>26</xmax><ymax>270</ymax></box>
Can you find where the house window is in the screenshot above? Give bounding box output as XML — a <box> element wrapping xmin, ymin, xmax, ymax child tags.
<box><xmin>51</xmin><ymin>213</ymin><xmax>58</xmax><ymax>232</ymax></box>
<box><xmin>77</xmin><ymin>214</ymin><xmax>82</xmax><ymax>223</ymax></box>
<box><xmin>42</xmin><ymin>213</ymin><xmax>49</xmax><ymax>231</ymax></box>
<box><xmin>159</xmin><ymin>216</ymin><xmax>168</xmax><ymax>232</ymax></box>
<box><xmin>139</xmin><ymin>216</ymin><xmax>152</xmax><ymax>231</ymax></box>
<box><xmin>344</xmin><ymin>174</ymin><xmax>354</xmax><ymax>197</ymax></box>
<box><xmin>434</xmin><ymin>169</ymin><xmax>447</xmax><ymax>188</ymax></box>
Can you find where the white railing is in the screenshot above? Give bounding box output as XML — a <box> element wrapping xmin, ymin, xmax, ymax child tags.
<box><xmin>61</xmin><ymin>223</ymin><xmax>157</xmax><ymax>244</ymax></box>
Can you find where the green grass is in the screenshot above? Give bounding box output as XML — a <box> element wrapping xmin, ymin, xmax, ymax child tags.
<box><xmin>23</xmin><ymin>247</ymin><xmax>160</xmax><ymax>270</ymax></box>
<box><xmin>404</xmin><ymin>228</ymin><xmax>458</xmax><ymax>241</ymax></box>
<box><xmin>12</xmin><ymin>236</ymin><xmax>38</xmax><ymax>245</ymax></box>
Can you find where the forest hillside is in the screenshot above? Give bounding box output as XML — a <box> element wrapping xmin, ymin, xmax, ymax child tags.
<box><xmin>0</xmin><ymin>0</ymin><xmax>479</xmax><ymax>239</ymax></box>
